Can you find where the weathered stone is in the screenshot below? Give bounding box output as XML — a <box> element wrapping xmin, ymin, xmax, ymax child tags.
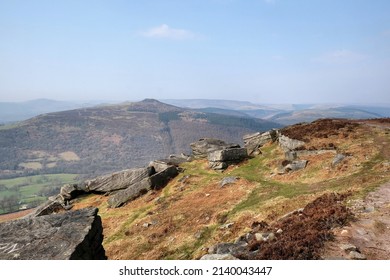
<box><xmin>107</xmin><ymin>178</ymin><xmax>152</xmax><ymax>208</ymax></box>
<box><xmin>220</xmin><ymin>176</ymin><xmax>239</xmax><ymax>187</ymax></box>
<box><xmin>348</xmin><ymin>251</ymin><xmax>367</xmax><ymax>260</ymax></box>
<box><xmin>284</xmin><ymin>160</ymin><xmax>308</xmax><ymax>172</ymax></box>
<box><xmin>149</xmin><ymin>165</ymin><xmax>179</xmax><ymax>190</ymax></box>
<box><xmin>208</xmin><ymin>148</ymin><xmax>248</xmax><ymax>162</ymax></box>
<box><xmin>60</xmin><ymin>183</ymin><xmax>85</xmax><ymax>201</ymax></box>
<box><xmin>0</xmin><ymin>207</ymin><xmax>106</xmax><ymax>260</ymax></box>
<box><xmin>149</xmin><ymin>160</ymin><xmax>171</xmax><ymax>173</ymax></box>
<box><xmin>211</xmin><ymin>242</ymin><xmax>246</xmax><ymax>255</ymax></box>
<box><xmin>255</xmin><ymin>233</ymin><xmax>266</xmax><ymax>242</ymax></box>
<box><xmin>219</xmin><ymin>222</ymin><xmax>234</xmax><ymax>229</ymax></box>
<box><xmin>149</xmin><ymin>154</ymin><xmax>191</xmax><ymax>173</ymax></box>
<box><xmin>85</xmin><ymin>167</ymin><xmax>155</xmax><ymax>193</ymax></box>
<box><xmin>278</xmin><ymin>134</ymin><xmax>305</xmax><ymax>151</ymax></box>
<box><xmin>340</xmin><ymin>243</ymin><xmax>358</xmax><ymax>253</ymax></box>
<box><xmin>166</xmin><ymin>153</ymin><xmax>192</xmax><ymax>165</ymax></box>
<box><xmin>254</xmin><ymin>232</ymin><xmax>275</xmax><ymax>242</ymax></box>
<box><xmin>29</xmin><ymin>199</ymin><xmax>68</xmax><ymax>217</ymax></box>
<box><xmin>243</xmin><ymin>130</ymin><xmax>278</xmax><ymax>155</ymax></box>
<box><xmin>208</xmin><ymin>161</ymin><xmax>228</xmax><ymax>170</ymax></box>
<box><xmin>285</xmin><ymin>151</ymin><xmax>297</xmax><ymax>161</ymax></box>
<box><xmin>200</xmin><ymin>254</ymin><xmax>239</xmax><ymax>260</ymax></box>
<box><xmin>190</xmin><ymin>138</ymin><xmax>240</xmax><ymax>158</ymax></box>
<box><xmin>332</xmin><ymin>154</ymin><xmax>346</xmax><ymax>166</ymax></box>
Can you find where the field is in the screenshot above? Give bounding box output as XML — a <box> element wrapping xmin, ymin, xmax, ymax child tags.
<box><xmin>0</xmin><ymin>173</ymin><xmax>80</xmax><ymax>214</ymax></box>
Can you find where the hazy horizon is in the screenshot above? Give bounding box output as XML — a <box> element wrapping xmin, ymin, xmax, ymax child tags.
<box><xmin>1</xmin><ymin>0</ymin><xmax>389</xmax><ymax>104</ymax></box>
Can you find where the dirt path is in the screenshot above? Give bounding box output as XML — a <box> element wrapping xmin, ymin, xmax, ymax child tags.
<box><xmin>322</xmin><ymin>181</ymin><xmax>390</xmax><ymax>259</ymax></box>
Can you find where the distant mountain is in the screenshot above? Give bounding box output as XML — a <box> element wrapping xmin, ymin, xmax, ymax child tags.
<box><xmin>162</xmin><ymin>99</ymin><xmax>390</xmax><ymax>125</ymax></box>
<box><xmin>0</xmin><ymin>99</ymin><xmax>281</xmax><ymax>179</ymax></box>
<box><xmin>269</xmin><ymin>107</ymin><xmax>384</xmax><ymax>125</ymax></box>
<box><xmin>161</xmin><ymin>99</ymin><xmax>270</xmax><ymax>110</ymax></box>
<box><xmin>0</xmin><ymin>99</ymin><xmax>106</xmax><ymax>124</ymax></box>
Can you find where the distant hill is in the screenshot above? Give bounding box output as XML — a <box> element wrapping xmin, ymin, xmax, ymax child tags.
<box><xmin>0</xmin><ymin>99</ymin><xmax>107</xmax><ymax>124</ymax></box>
<box><xmin>0</xmin><ymin>99</ymin><xmax>281</xmax><ymax>179</ymax></box>
<box><xmin>269</xmin><ymin>107</ymin><xmax>383</xmax><ymax>125</ymax></box>
<box><xmin>163</xmin><ymin>99</ymin><xmax>390</xmax><ymax>125</ymax></box>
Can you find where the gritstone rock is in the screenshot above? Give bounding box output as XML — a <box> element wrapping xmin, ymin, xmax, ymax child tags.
<box><xmin>208</xmin><ymin>148</ymin><xmax>248</xmax><ymax>170</ymax></box>
<box><xmin>190</xmin><ymin>138</ymin><xmax>240</xmax><ymax>158</ymax></box>
<box><xmin>284</xmin><ymin>160</ymin><xmax>308</xmax><ymax>172</ymax></box>
<box><xmin>84</xmin><ymin>167</ymin><xmax>155</xmax><ymax>193</ymax></box>
<box><xmin>243</xmin><ymin>130</ymin><xmax>278</xmax><ymax>156</ymax></box>
<box><xmin>0</xmin><ymin>207</ymin><xmax>106</xmax><ymax>260</ymax></box>
<box><xmin>278</xmin><ymin>135</ymin><xmax>305</xmax><ymax>151</ymax></box>
<box><xmin>220</xmin><ymin>177</ymin><xmax>239</xmax><ymax>187</ymax></box>
<box><xmin>200</xmin><ymin>254</ymin><xmax>239</xmax><ymax>260</ymax></box>
<box><xmin>107</xmin><ymin>178</ymin><xmax>152</xmax><ymax>208</ymax></box>
<box><xmin>332</xmin><ymin>154</ymin><xmax>346</xmax><ymax>166</ymax></box>
<box><xmin>60</xmin><ymin>183</ymin><xmax>85</xmax><ymax>201</ymax></box>
<box><xmin>149</xmin><ymin>165</ymin><xmax>179</xmax><ymax>190</ymax></box>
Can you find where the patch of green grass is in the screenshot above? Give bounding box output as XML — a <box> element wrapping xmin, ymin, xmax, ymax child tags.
<box><xmin>229</xmin><ymin>179</ymin><xmax>311</xmax><ymax>217</ymax></box>
<box><xmin>0</xmin><ymin>174</ymin><xmax>79</xmax><ymax>189</ymax></box>
<box><xmin>0</xmin><ymin>174</ymin><xmax>80</xmax><ymax>213</ymax></box>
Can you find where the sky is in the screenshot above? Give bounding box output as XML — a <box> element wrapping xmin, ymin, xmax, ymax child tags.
<box><xmin>0</xmin><ymin>0</ymin><xmax>389</xmax><ymax>104</ymax></box>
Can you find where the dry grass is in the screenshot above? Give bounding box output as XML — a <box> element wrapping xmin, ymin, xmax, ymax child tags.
<box><xmin>69</xmin><ymin>120</ymin><xmax>390</xmax><ymax>260</ymax></box>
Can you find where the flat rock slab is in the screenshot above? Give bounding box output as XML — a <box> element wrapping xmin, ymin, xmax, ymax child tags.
<box><xmin>0</xmin><ymin>207</ymin><xmax>106</xmax><ymax>260</ymax></box>
<box><xmin>107</xmin><ymin>178</ymin><xmax>152</xmax><ymax>208</ymax></box>
<box><xmin>190</xmin><ymin>138</ymin><xmax>240</xmax><ymax>158</ymax></box>
<box><xmin>85</xmin><ymin>167</ymin><xmax>154</xmax><ymax>193</ymax></box>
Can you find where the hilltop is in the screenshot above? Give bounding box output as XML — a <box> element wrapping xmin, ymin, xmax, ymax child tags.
<box><xmin>0</xmin><ymin>99</ymin><xmax>280</xmax><ymax>179</ymax></box>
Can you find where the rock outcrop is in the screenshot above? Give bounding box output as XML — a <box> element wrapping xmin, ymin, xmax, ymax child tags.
<box><xmin>278</xmin><ymin>134</ymin><xmax>305</xmax><ymax>151</ymax></box>
<box><xmin>149</xmin><ymin>165</ymin><xmax>179</xmax><ymax>190</ymax></box>
<box><xmin>0</xmin><ymin>207</ymin><xmax>106</xmax><ymax>260</ymax></box>
<box><xmin>243</xmin><ymin>130</ymin><xmax>278</xmax><ymax>156</ymax></box>
<box><xmin>108</xmin><ymin>166</ymin><xmax>179</xmax><ymax>208</ymax></box>
<box><xmin>107</xmin><ymin>178</ymin><xmax>152</xmax><ymax>208</ymax></box>
<box><xmin>85</xmin><ymin>167</ymin><xmax>155</xmax><ymax>193</ymax></box>
<box><xmin>190</xmin><ymin>138</ymin><xmax>240</xmax><ymax>158</ymax></box>
<box><xmin>208</xmin><ymin>148</ymin><xmax>248</xmax><ymax>170</ymax></box>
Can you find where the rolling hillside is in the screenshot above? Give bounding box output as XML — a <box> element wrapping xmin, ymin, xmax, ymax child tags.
<box><xmin>0</xmin><ymin>99</ymin><xmax>281</xmax><ymax>179</ymax></box>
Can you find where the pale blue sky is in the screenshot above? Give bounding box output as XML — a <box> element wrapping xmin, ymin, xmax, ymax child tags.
<box><xmin>0</xmin><ymin>0</ymin><xmax>389</xmax><ymax>104</ymax></box>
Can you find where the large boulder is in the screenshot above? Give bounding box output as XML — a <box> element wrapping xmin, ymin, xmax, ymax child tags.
<box><xmin>0</xmin><ymin>207</ymin><xmax>106</xmax><ymax>260</ymax></box>
<box><xmin>208</xmin><ymin>148</ymin><xmax>248</xmax><ymax>170</ymax></box>
<box><xmin>278</xmin><ymin>160</ymin><xmax>308</xmax><ymax>174</ymax></box>
<box><xmin>149</xmin><ymin>154</ymin><xmax>190</xmax><ymax>173</ymax></box>
<box><xmin>149</xmin><ymin>165</ymin><xmax>179</xmax><ymax>190</ymax></box>
<box><xmin>107</xmin><ymin>178</ymin><xmax>152</xmax><ymax>208</ymax></box>
<box><xmin>84</xmin><ymin>167</ymin><xmax>155</xmax><ymax>193</ymax></box>
<box><xmin>190</xmin><ymin>138</ymin><xmax>240</xmax><ymax>158</ymax></box>
<box><xmin>243</xmin><ymin>130</ymin><xmax>278</xmax><ymax>155</ymax></box>
<box><xmin>278</xmin><ymin>135</ymin><xmax>305</xmax><ymax>151</ymax></box>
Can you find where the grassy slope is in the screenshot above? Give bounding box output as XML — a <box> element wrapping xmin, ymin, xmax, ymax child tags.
<box><xmin>0</xmin><ymin>174</ymin><xmax>79</xmax><ymax>213</ymax></box>
<box><xmin>72</xmin><ymin>121</ymin><xmax>390</xmax><ymax>259</ymax></box>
